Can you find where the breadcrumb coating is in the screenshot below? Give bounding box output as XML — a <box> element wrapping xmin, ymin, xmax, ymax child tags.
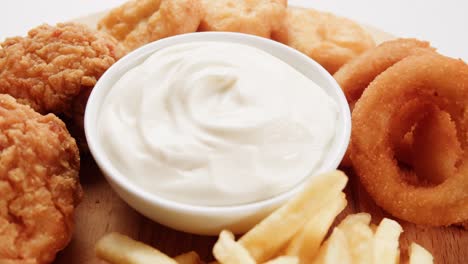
<box><xmin>0</xmin><ymin>23</ymin><xmax>125</xmax><ymax>116</ymax></box>
<box><xmin>0</xmin><ymin>94</ymin><xmax>82</xmax><ymax>264</ymax></box>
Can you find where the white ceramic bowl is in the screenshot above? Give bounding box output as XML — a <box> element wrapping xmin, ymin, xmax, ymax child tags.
<box><xmin>85</xmin><ymin>32</ymin><xmax>351</xmax><ymax>235</ymax></box>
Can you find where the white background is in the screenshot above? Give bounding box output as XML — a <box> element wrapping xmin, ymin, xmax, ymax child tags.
<box><xmin>1</xmin><ymin>0</ymin><xmax>467</xmax><ymax>60</ymax></box>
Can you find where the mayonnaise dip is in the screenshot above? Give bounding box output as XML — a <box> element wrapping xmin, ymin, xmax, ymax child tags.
<box><xmin>98</xmin><ymin>41</ymin><xmax>338</xmax><ymax>206</ymax></box>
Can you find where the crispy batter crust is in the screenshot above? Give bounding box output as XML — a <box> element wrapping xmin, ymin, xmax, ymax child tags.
<box><xmin>199</xmin><ymin>0</ymin><xmax>286</xmax><ymax>38</ymax></box>
<box><xmin>98</xmin><ymin>0</ymin><xmax>204</xmax><ymax>51</ymax></box>
<box><xmin>0</xmin><ymin>94</ymin><xmax>81</xmax><ymax>264</ymax></box>
<box><xmin>334</xmin><ymin>38</ymin><xmax>434</xmax><ymax>109</ymax></box>
<box><xmin>389</xmin><ymin>101</ymin><xmax>460</xmax><ymax>186</ymax></box>
<box><xmin>411</xmin><ymin>106</ymin><xmax>461</xmax><ymax>185</ymax></box>
<box><xmin>98</xmin><ymin>0</ymin><xmax>163</xmax><ymax>41</ymax></box>
<box><xmin>335</xmin><ymin>39</ymin><xmax>434</xmax><ymax>167</ymax></box>
<box><xmin>273</xmin><ymin>7</ymin><xmax>375</xmax><ymax>74</ymax></box>
<box><xmin>351</xmin><ymin>53</ymin><xmax>468</xmax><ymax>226</ymax></box>
<box><xmin>0</xmin><ymin>23</ymin><xmax>124</xmax><ymax>116</ymax></box>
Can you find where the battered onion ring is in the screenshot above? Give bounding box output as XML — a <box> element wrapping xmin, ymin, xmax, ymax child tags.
<box><xmin>334</xmin><ymin>38</ymin><xmax>434</xmax><ymax>110</ymax></box>
<box><xmin>335</xmin><ymin>38</ymin><xmax>435</xmax><ymax>167</ymax></box>
<box><xmin>351</xmin><ymin>53</ymin><xmax>468</xmax><ymax>226</ymax></box>
<box><xmin>412</xmin><ymin>107</ymin><xmax>462</xmax><ymax>185</ymax></box>
<box><xmin>415</xmin><ymin>110</ymin><xmax>465</xmax><ymax>229</ymax></box>
<box><xmin>390</xmin><ymin>101</ymin><xmax>461</xmax><ymax>185</ymax></box>
<box><xmin>389</xmin><ymin>99</ymin><xmax>427</xmax><ymax>167</ymax></box>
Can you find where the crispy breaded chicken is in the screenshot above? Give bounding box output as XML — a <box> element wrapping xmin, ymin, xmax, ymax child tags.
<box><xmin>0</xmin><ymin>94</ymin><xmax>82</xmax><ymax>264</ymax></box>
<box><xmin>0</xmin><ymin>22</ymin><xmax>125</xmax><ymax>116</ymax></box>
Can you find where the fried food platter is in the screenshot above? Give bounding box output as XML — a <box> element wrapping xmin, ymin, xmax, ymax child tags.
<box><xmin>41</xmin><ymin>9</ymin><xmax>468</xmax><ymax>264</ymax></box>
<box><xmin>1</xmin><ymin>0</ymin><xmax>467</xmax><ymax>262</ymax></box>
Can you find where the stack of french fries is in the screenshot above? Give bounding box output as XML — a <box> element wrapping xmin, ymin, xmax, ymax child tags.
<box><xmin>95</xmin><ymin>171</ymin><xmax>433</xmax><ymax>264</ymax></box>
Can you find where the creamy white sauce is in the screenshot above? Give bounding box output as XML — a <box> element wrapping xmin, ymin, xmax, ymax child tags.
<box><xmin>98</xmin><ymin>42</ymin><xmax>338</xmax><ymax>206</ymax></box>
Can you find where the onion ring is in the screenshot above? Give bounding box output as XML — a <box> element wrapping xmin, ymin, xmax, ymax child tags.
<box><xmin>412</xmin><ymin>109</ymin><xmax>466</xmax><ymax>229</ymax></box>
<box><xmin>390</xmin><ymin>102</ymin><xmax>461</xmax><ymax>186</ymax></box>
<box><xmin>389</xmin><ymin>99</ymin><xmax>426</xmax><ymax>167</ymax></box>
<box><xmin>334</xmin><ymin>39</ymin><xmax>435</xmax><ymax>167</ymax></box>
<box><xmin>412</xmin><ymin>107</ymin><xmax>462</xmax><ymax>185</ymax></box>
<box><xmin>351</xmin><ymin>53</ymin><xmax>468</xmax><ymax>226</ymax></box>
<box><xmin>334</xmin><ymin>38</ymin><xmax>434</xmax><ymax>110</ymax></box>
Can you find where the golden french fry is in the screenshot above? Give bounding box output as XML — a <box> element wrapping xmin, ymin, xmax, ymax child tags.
<box><xmin>239</xmin><ymin>170</ymin><xmax>348</xmax><ymax>262</ymax></box>
<box><xmin>409</xmin><ymin>243</ymin><xmax>433</xmax><ymax>264</ymax></box>
<box><xmin>213</xmin><ymin>230</ymin><xmax>255</xmax><ymax>264</ymax></box>
<box><xmin>285</xmin><ymin>193</ymin><xmax>347</xmax><ymax>257</ymax></box>
<box><xmin>285</xmin><ymin>192</ymin><xmax>347</xmax><ymax>263</ymax></box>
<box><xmin>95</xmin><ymin>232</ymin><xmax>177</xmax><ymax>264</ymax></box>
<box><xmin>264</xmin><ymin>256</ymin><xmax>299</xmax><ymax>264</ymax></box>
<box><xmin>313</xmin><ymin>228</ymin><xmax>352</xmax><ymax>264</ymax></box>
<box><xmin>373</xmin><ymin>218</ymin><xmax>403</xmax><ymax>264</ymax></box>
<box><xmin>174</xmin><ymin>251</ymin><xmax>204</xmax><ymax>264</ymax></box>
<box><xmin>337</xmin><ymin>213</ymin><xmax>374</xmax><ymax>264</ymax></box>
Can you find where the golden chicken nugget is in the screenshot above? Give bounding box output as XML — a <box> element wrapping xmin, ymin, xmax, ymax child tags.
<box><xmin>0</xmin><ymin>94</ymin><xmax>81</xmax><ymax>264</ymax></box>
<box><xmin>99</xmin><ymin>0</ymin><xmax>204</xmax><ymax>51</ymax></box>
<box><xmin>0</xmin><ymin>23</ymin><xmax>124</xmax><ymax>116</ymax></box>
<box><xmin>199</xmin><ymin>0</ymin><xmax>286</xmax><ymax>38</ymax></box>
<box><xmin>273</xmin><ymin>7</ymin><xmax>375</xmax><ymax>74</ymax></box>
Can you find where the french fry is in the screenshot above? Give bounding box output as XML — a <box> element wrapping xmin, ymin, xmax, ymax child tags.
<box><xmin>373</xmin><ymin>218</ymin><xmax>403</xmax><ymax>264</ymax></box>
<box><xmin>93</xmin><ymin>167</ymin><xmax>434</xmax><ymax>264</ymax></box>
<box><xmin>409</xmin><ymin>243</ymin><xmax>433</xmax><ymax>264</ymax></box>
<box><xmin>337</xmin><ymin>213</ymin><xmax>374</xmax><ymax>264</ymax></box>
<box><xmin>264</xmin><ymin>256</ymin><xmax>299</xmax><ymax>264</ymax></box>
<box><xmin>313</xmin><ymin>228</ymin><xmax>352</xmax><ymax>264</ymax></box>
<box><xmin>213</xmin><ymin>230</ymin><xmax>256</xmax><ymax>264</ymax></box>
<box><xmin>239</xmin><ymin>170</ymin><xmax>348</xmax><ymax>262</ymax></box>
<box><xmin>285</xmin><ymin>192</ymin><xmax>347</xmax><ymax>263</ymax></box>
<box><xmin>174</xmin><ymin>251</ymin><xmax>204</xmax><ymax>264</ymax></box>
<box><xmin>95</xmin><ymin>232</ymin><xmax>177</xmax><ymax>264</ymax></box>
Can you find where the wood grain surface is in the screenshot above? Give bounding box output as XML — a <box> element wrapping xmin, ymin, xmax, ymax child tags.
<box><xmin>53</xmin><ymin>11</ymin><xmax>468</xmax><ymax>264</ymax></box>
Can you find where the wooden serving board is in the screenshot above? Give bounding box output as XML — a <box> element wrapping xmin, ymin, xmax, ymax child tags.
<box><xmin>54</xmin><ymin>11</ymin><xmax>468</xmax><ymax>264</ymax></box>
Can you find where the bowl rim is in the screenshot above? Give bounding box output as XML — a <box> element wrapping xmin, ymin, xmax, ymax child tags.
<box><xmin>84</xmin><ymin>31</ymin><xmax>351</xmax><ymax>215</ymax></box>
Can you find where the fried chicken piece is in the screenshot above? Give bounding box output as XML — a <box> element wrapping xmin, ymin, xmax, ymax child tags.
<box><xmin>0</xmin><ymin>22</ymin><xmax>125</xmax><ymax>116</ymax></box>
<box><xmin>0</xmin><ymin>94</ymin><xmax>82</xmax><ymax>264</ymax></box>
<box><xmin>98</xmin><ymin>0</ymin><xmax>204</xmax><ymax>51</ymax></box>
<box><xmin>199</xmin><ymin>0</ymin><xmax>286</xmax><ymax>38</ymax></box>
<box><xmin>272</xmin><ymin>7</ymin><xmax>375</xmax><ymax>74</ymax></box>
